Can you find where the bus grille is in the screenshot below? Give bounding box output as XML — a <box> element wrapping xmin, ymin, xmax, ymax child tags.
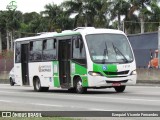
<box><xmin>106</xmin><ymin>80</ymin><xmax>128</xmax><ymax>83</ymax></box>
<box><xmin>104</xmin><ymin>70</ymin><xmax>129</xmax><ymax>76</ymax></box>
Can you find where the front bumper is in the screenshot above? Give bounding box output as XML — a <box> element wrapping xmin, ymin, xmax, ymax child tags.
<box><xmin>87</xmin><ymin>75</ymin><xmax>137</xmax><ymax>87</ymax></box>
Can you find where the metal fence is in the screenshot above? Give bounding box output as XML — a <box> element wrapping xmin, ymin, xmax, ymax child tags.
<box><xmin>128</xmin><ymin>32</ymin><xmax>158</xmax><ymax>68</ymax></box>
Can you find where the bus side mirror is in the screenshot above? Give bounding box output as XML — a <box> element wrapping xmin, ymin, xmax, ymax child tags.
<box><xmin>75</xmin><ymin>39</ymin><xmax>79</xmax><ymax>48</ymax></box>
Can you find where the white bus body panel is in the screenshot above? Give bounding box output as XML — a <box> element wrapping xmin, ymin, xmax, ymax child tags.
<box><xmin>14</xmin><ymin>63</ymin><xmax>22</xmax><ymax>85</ymax></box>
<box><xmin>29</xmin><ymin>62</ymin><xmax>53</xmax><ymax>87</ymax></box>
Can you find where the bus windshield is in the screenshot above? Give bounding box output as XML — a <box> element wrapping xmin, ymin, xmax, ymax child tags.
<box><xmin>86</xmin><ymin>34</ymin><xmax>133</xmax><ymax>64</ymax></box>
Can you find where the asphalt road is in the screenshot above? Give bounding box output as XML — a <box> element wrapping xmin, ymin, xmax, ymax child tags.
<box><xmin>0</xmin><ymin>84</ymin><xmax>160</xmax><ymax>112</ymax></box>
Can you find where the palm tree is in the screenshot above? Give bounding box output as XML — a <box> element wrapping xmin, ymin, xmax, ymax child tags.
<box><xmin>86</xmin><ymin>0</ymin><xmax>111</xmax><ymax>27</ymax></box>
<box><xmin>5</xmin><ymin>10</ymin><xmax>22</xmax><ymax>50</ymax></box>
<box><xmin>0</xmin><ymin>11</ymin><xmax>6</xmax><ymax>53</ymax></box>
<box><xmin>42</xmin><ymin>3</ymin><xmax>73</xmax><ymax>32</ymax></box>
<box><xmin>124</xmin><ymin>14</ymin><xmax>140</xmax><ymax>34</ymax></box>
<box><xmin>56</xmin><ymin>10</ymin><xmax>74</xmax><ymax>30</ymax></box>
<box><xmin>42</xmin><ymin>3</ymin><xmax>67</xmax><ymax>31</ymax></box>
<box><xmin>62</xmin><ymin>0</ymin><xmax>84</xmax><ymax>27</ymax></box>
<box><xmin>110</xmin><ymin>0</ymin><xmax>131</xmax><ymax>30</ymax></box>
<box><xmin>147</xmin><ymin>0</ymin><xmax>160</xmax><ymax>32</ymax></box>
<box><xmin>129</xmin><ymin>0</ymin><xmax>151</xmax><ymax>33</ymax></box>
<box><xmin>62</xmin><ymin>0</ymin><xmax>111</xmax><ymax>28</ymax></box>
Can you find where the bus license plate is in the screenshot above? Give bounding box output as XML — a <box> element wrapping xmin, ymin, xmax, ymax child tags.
<box><xmin>112</xmin><ymin>83</ymin><xmax>121</xmax><ymax>86</ymax></box>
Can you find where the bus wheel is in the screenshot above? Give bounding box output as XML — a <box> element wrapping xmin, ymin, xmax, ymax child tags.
<box><xmin>10</xmin><ymin>78</ymin><xmax>15</xmax><ymax>86</ymax></box>
<box><xmin>114</xmin><ymin>86</ymin><xmax>126</xmax><ymax>92</ymax></box>
<box><xmin>76</xmin><ymin>78</ymin><xmax>87</xmax><ymax>94</ymax></box>
<box><xmin>33</xmin><ymin>78</ymin><xmax>49</xmax><ymax>92</ymax></box>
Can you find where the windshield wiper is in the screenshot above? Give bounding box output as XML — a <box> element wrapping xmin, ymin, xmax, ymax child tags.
<box><xmin>102</xmin><ymin>42</ymin><xmax>108</xmax><ymax>64</ymax></box>
<box><xmin>112</xmin><ymin>43</ymin><xmax>129</xmax><ymax>63</ymax></box>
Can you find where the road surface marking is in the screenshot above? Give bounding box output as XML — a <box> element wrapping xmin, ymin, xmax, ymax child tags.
<box><xmin>31</xmin><ymin>103</ymin><xmax>63</xmax><ymax>107</ymax></box>
<box><xmin>89</xmin><ymin>108</ymin><xmax>114</xmax><ymax>111</ymax></box>
<box><xmin>0</xmin><ymin>100</ymin><xmax>12</xmax><ymax>103</ymax></box>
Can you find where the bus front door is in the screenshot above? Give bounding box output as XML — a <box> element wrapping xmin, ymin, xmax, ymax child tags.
<box><xmin>21</xmin><ymin>44</ymin><xmax>29</xmax><ymax>85</ymax></box>
<box><xmin>58</xmin><ymin>40</ymin><xmax>71</xmax><ymax>88</ymax></box>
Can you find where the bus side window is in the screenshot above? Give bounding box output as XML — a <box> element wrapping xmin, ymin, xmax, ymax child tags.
<box><xmin>72</xmin><ymin>36</ymin><xmax>86</xmax><ymax>65</ymax></box>
<box><xmin>73</xmin><ymin>36</ymin><xmax>86</xmax><ymax>59</ymax></box>
<box><xmin>43</xmin><ymin>39</ymin><xmax>57</xmax><ymax>60</ymax></box>
<box><xmin>73</xmin><ymin>37</ymin><xmax>80</xmax><ymax>58</ymax></box>
<box><xmin>15</xmin><ymin>42</ymin><xmax>21</xmax><ymax>63</ymax></box>
<box><xmin>29</xmin><ymin>41</ymin><xmax>42</xmax><ymax>61</ymax></box>
<box><xmin>43</xmin><ymin>40</ymin><xmax>47</xmax><ymax>50</ymax></box>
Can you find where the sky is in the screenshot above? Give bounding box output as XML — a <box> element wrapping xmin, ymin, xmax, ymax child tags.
<box><xmin>0</xmin><ymin>0</ymin><xmax>64</xmax><ymax>13</ymax></box>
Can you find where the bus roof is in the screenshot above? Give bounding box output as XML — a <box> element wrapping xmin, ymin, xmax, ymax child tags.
<box><xmin>14</xmin><ymin>28</ymin><xmax>125</xmax><ymax>42</ymax></box>
<box><xmin>14</xmin><ymin>31</ymin><xmax>80</xmax><ymax>42</ymax></box>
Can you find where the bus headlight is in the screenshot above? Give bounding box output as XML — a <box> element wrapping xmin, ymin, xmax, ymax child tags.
<box><xmin>88</xmin><ymin>71</ymin><xmax>103</xmax><ymax>76</ymax></box>
<box><xmin>130</xmin><ymin>70</ymin><xmax>137</xmax><ymax>75</ymax></box>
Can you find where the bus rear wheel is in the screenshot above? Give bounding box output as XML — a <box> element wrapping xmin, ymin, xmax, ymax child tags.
<box><xmin>114</xmin><ymin>86</ymin><xmax>126</xmax><ymax>92</ymax></box>
<box><xmin>75</xmin><ymin>78</ymin><xmax>87</xmax><ymax>94</ymax></box>
<box><xmin>33</xmin><ymin>77</ymin><xmax>49</xmax><ymax>92</ymax></box>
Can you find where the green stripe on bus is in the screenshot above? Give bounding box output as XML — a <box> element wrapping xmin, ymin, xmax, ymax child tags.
<box><xmin>71</xmin><ymin>61</ymin><xmax>88</xmax><ymax>87</ymax></box>
<box><xmin>81</xmin><ymin>76</ymin><xmax>88</xmax><ymax>87</ymax></box>
<box><xmin>105</xmin><ymin>64</ymin><xmax>117</xmax><ymax>72</ymax></box>
<box><xmin>93</xmin><ymin>63</ymin><xmax>117</xmax><ymax>76</ymax></box>
<box><xmin>52</xmin><ymin>61</ymin><xmax>60</xmax><ymax>87</ymax></box>
<box><xmin>54</xmin><ymin>77</ymin><xmax>60</xmax><ymax>87</ymax></box>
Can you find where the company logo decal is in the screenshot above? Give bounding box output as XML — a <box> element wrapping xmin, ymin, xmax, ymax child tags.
<box><xmin>39</xmin><ymin>65</ymin><xmax>51</xmax><ymax>72</ymax></box>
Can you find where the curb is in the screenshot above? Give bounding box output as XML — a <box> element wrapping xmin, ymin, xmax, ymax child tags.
<box><xmin>137</xmin><ymin>80</ymin><xmax>160</xmax><ymax>84</ymax></box>
<box><xmin>0</xmin><ymin>79</ymin><xmax>9</xmax><ymax>84</ymax></box>
<box><xmin>136</xmin><ymin>80</ymin><xmax>160</xmax><ymax>86</ymax></box>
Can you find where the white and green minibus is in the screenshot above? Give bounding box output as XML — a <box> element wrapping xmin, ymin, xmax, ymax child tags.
<box><xmin>14</xmin><ymin>27</ymin><xmax>137</xmax><ymax>93</ymax></box>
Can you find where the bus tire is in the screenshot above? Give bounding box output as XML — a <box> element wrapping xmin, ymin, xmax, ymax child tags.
<box><xmin>75</xmin><ymin>78</ymin><xmax>87</xmax><ymax>94</ymax></box>
<box><xmin>114</xmin><ymin>86</ymin><xmax>126</xmax><ymax>92</ymax></box>
<box><xmin>10</xmin><ymin>78</ymin><xmax>15</xmax><ymax>86</ymax></box>
<box><xmin>33</xmin><ymin>77</ymin><xmax>49</xmax><ymax>92</ymax></box>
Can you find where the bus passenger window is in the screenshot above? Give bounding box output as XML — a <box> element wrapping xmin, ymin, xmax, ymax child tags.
<box><xmin>73</xmin><ymin>37</ymin><xmax>85</xmax><ymax>59</ymax></box>
<box><xmin>72</xmin><ymin>36</ymin><xmax>86</xmax><ymax>66</ymax></box>
<box><xmin>29</xmin><ymin>41</ymin><xmax>42</xmax><ymax>61</ymax></box>
<box><xmin>15</xmin><ymin>42</ymin><xmax>21</xmax><ymax>63</ymax></box>
<box><xmin>42</xmin><ymin>39</ymin><xmax>57</xmax><ymax>61</ymax></box>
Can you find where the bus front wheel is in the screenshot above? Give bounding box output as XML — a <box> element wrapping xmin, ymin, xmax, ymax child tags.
<box><xmin>114</xmin><ymin>86</ymin><xmax>126</xmax><ymax>92</ymax></box>
<box><xmin>75</xmin><ymin>78</ymin><xmax>87</xmax><ymax>94</ymax></box>
<box><xmin>33</xmin><ymin>77</ymin><xmax>49</xmax><ymax>92</ymax></box>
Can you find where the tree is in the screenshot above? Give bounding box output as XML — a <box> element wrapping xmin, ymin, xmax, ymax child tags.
<box><xmin>146</xmin><ymin>0</ymin><xmax>160</xmax><ymax>32</ymax></box>
<box><xmin>42</xmin><ymin>3</ymin><xmax>62</xmax><ymax>31</ymax></box>
<box><xmin>0</xmin><ymin>11</ymin><xmax>7</xmax><ymax>52</ymax></box>
<box><xmin>110</xmin><ymin>0</ymin><xmax>131</xmax><ymax>30</ymax></box>
<box><xmin>62</xmin><ymin>0</ymin><xmax>85</xmax><ymax>27</ymax></box>
<box><xmin>62</xmin><ymin>0</ymin><xmax>111</xmax><ymax>28</ymax></box>
<box><xmin>85</xmin><ymin>0</ymin><xmax>110</xmax><ymax>27</ymax></box>
<box><xmin>124</xmin><ymin>14</ymin><xmax>140</xmax><ymax>34</ymax></box>
<box><xmin>129</xmin><ymin>0</ymin><xmax>151</xmax><ymax>33</ymax></box>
